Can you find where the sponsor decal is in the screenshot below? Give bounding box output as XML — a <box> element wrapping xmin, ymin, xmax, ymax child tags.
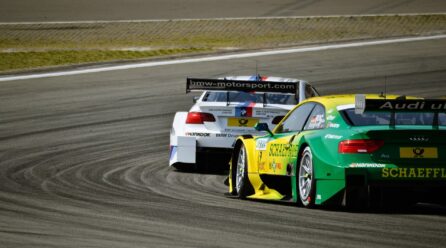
<box><xmin>255</xmin><ymin>109</ymin><xmax>283</xmax><ymax>117</ymax></box>
<box><xmin>378</xmin><ymin>101</ymin><xmax>446</xmax><ymax>111</ymax></box>
<box><xmin>186</xmin><ymin>78</ymin><xmax>297</xmax><ymax>93</ymax></box>
<box><xmin>227</xmin><ymin>117</ymin><xmax>259</xmax><ymax>127</ymax></box>
<box><xmin>308</xmin><ymin>114</ymin><xmax>325</xmax><ymax>129</ymax></box>
<box><xmin>269</xmin><ymin>144</ymin><xmax>298</xmax><ymax>157</ymax></box>
<box><xmin>239</xmin><ymin>119</ymin><xmax>249</xmax><ymax>126</ymax></box>
<box><xmin>350</xmin><ymin>163</ymin><xmax>385</xmax><ymax>168</ymax></box>
<box><xmin>270</xmin><ymin>160</ymin><xmax>282</xmax><ymax>172</ymax></box>
<box><xmin>358</xmin><ymin>98</ymin><xmax>446</xmax><ymax>113</ymax></box>
<box><xmin>409</xmin><ymin>136</ymin><xmax>429</xmax><ymax>142</ymax></box>
<box><xmin>216</xmin><ymin>133</ymin><xmax>240</xmax><ymax>138</ymax></box>
<box><xmin>400</xmin><ymin>147</ymin><xmax>438</xmax><ymax>159</ymax></box>
<box><xmin>224</xmin><ymin>128</ymin><xmax>258</xmax><ymax>132</ymax></box>
<box><xmin>256</xmin><ymin>138</ymin><xmax>268</xmax><ymax>151</ymax></box>
<box><xmin>207</xmin><ymin>108</ymin><xmax>233</xmax><ymax>115</ymax></box>
<box><xmin>380</xmin><ymin>154</ymin><xmax>390</xmax><ymax>159</ymax></box>
<box><xmin>235</xmin><ymin>101</ymin><xmax>255</xmax><ymax>117</ymax></box>
<box><xmin>236</xmin><ymin>107</ymin><xmax>252</xmax><ymax>117</ymax></box>
<box><xmin>324</xmin><ymin>134</ymin><xmax>343</xmax><ymax>140</ymax></box>
<box><xmin>185</xmin><ymin>132</ymin><xmax>210</xmax><ymax>137</ymax></box>
<box><xmin>382</xmin><ymin>168</ymin><xmax>446</xmax><ymax>178</ymax></box>
<box><xmin>326</xmin><ymin>115</ymin><xmax>336</xmax><ymax>121</ymax></box>
<box><xmin>235</xmin><ymin>102</ymin><xmax>256</xmax><ymax>117</ymax></box>
<box><xmin>327</xmin><ymin>123</ymin><xmax>340</xmax><ymax>128</ymax></box>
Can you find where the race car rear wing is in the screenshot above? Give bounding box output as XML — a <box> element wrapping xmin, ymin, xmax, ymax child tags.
<box><xmin>355</xmin><ymin>95</ymin><xmax>446</xmax><ymax>113</ymax></box>
<box><xmin>186</xmin><ymin>77</ymin><xmax>299</xmax><ymax>94</ymax></box>
<box><xmin>355</xmin><ymin>94</ymin><xmax>446</xmax><ymax>127</ymax></box>
<box><xmin>186</xmin><ymin>77</ymin><xmax>318</xmax><ymax>104</ymax></box>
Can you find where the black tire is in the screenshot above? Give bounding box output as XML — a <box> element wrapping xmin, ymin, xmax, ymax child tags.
<box><xmin>232</xmin><ymin>144</ymin><xmax>253</xmax><ymax>199</ymax></box>
<box><xmin>298</xmin><ymin>146</ymin><xmax>316</xmax><ymax>208</ymax></box>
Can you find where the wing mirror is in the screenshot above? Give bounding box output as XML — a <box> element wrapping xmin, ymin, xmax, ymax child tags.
<box><xmin>255</xmin><ymin>123</ymin><xmax>274</xmax><ymax>136</ymax></box>
<box><xmin>193</xmin><ymin>96</ymin><xmax>199</xmax><ymax>103</ymax></box>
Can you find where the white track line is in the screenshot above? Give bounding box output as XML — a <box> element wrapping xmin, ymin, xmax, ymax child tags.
<box><xmin>1</xmin><ymin>13</ymin><xmax>445</xmax><ymax>25</ymax></box>
<box><xmin>1</xmin><ymin>35</ymin><xmax>446</xmax><ymax>82</ymax></box>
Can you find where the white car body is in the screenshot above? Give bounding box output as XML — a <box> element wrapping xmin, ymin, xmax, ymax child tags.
<box><xmin>169</xmin><ymin>75</ymin><xmax>318</xmax><ymax>168</ymax></box>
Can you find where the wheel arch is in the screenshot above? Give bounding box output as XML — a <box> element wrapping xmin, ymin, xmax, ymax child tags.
<box><xmin>294</xmin><ymin>134</ymin><xmax>347</xmax><ymax>206</ymax></box>
<box><xmin>295</xmin><ymin>142</ymin><xmax>317</xmax><ymax>207</ymax></box>
<box><xmin>229</xmin><ymin>137</ymin><xmax>255</xmax><ymax>194</ymax></box>
<box><xmin>294</xmin><ymin>138</ymin><xmax>310</xmax><ymax>176</ymax></box>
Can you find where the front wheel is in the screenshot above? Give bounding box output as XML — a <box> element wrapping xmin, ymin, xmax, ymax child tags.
<box><xmin>233</xmin><ymin>144</ymin><xmax>253</xmax><ymax>199</ymax></box>
<box><xmin>298</xmin><ymin>147</ymin><xmax>316</xmax><ymax>208</ymax></box>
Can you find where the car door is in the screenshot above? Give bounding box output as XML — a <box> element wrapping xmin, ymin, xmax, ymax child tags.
<box><xmin>257</xmin><ymin>102</ymin><xmax>316</xmax><ymax>176</ymax></box>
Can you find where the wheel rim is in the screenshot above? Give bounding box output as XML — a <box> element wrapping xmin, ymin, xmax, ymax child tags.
<box><xmin>235</xmin><ymin>147</ymin><xmax>245</xmax><ymax>193</ymax></box>
<box><xmin>299</xmin><ymin>151</ymin><xmax>312</xmax><ymax>202</ymax></box>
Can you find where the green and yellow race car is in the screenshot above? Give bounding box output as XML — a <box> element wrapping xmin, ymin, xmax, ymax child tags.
<box><xmin>228</xmin><ymin>94</ymin><xmax>446</xmax><ymax>208</ymax></box>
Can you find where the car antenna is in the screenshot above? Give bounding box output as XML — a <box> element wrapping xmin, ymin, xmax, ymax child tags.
<box><xmin>254</xmin><ymin>61</ymin><xmax>267</xmax><ymax>107</ymax></box>
<box><xmin>255</xmin><ymin>60</ymin><xmax>263</xmax><ymax>82</ymax></box>
<box><xmin>379</xmin><ymin>76</ymin><xmax>387</xmax><ymax>99</ymax></box>
<box><xmin>224</xmin><ymin>77</ymin><xmax>230</xmax><ymax>106</ymax></box>
<box><xmin>255</xmin><ymin>60</ymin><xmax>259</xmax><ymax>79</ymax></box>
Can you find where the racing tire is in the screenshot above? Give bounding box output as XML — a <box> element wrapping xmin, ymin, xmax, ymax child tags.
<box><xmin>298</xmin><ymin>146</ymin><xmax>316</xmax><ymax>208</ymax></box>
<box><xmin>233</xmin><ymin>144</ymin><xmax>253</xmax><ymax>199</ymax></box>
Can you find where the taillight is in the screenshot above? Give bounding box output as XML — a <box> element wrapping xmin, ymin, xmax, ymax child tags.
<box><xmin>272</xmin><ymin>116</ymin><xmax>285</xmax><ymax>125</ymax></box>
<box><xmin>186</xmin><ymin>112</ymin><xmax>216</xmax><ymax>124</ymax></box>
<box><xmin>338</xmin><ymin>140</ymin><xmax>384</xmax><ymax>153</ymax></box>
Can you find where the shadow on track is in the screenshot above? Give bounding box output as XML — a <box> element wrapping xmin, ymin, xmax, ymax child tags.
<box><xmin>223</xmin><ymin>190</ymin><xmax>446</xmax><ymax>216</ymax></box>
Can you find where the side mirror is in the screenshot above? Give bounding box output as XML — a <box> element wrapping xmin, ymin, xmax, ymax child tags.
<box><xmin>254</xmin><ymin>123</ymin><xmax>273</xmax><ymax>136</ymax></box>
<box><xmin>193</xmin><ymin>96</ymin><xmax>199</xmax><ymax>103</ymax></box>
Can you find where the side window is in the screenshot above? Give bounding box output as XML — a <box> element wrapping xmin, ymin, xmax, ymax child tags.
<box><xmin>305</xmin><ymin>84</ymin><xmax>317</xmax><ymax>98</ymax></box>
<box><xmin>304</xmin><ymin>104</ymin><xmax>325</xmax><ymax>130</ymax></box>
<box><xmin>440</xmin><ymin>113</ymin><xmax>446</xmax><ymax>126</ymax></box>
<box><xmin>276</xmin><ymin>103</ymin><xmax>315</xmax><ymax>133</ymax></box>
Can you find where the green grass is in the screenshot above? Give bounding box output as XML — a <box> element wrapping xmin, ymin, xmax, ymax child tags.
<box><xmin>0</xmin><ymin>48</ymin><xmax>209</xmax><ymax>72</ymax></box>
<box><xmin>1</xmin><ymin>14</ymin><xmax>445</xmax><ymax>73</ymax></box>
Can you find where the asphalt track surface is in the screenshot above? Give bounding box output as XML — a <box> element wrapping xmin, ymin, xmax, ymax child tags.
<box><xmin>1</xmin><ymin>38</ymin><xmax>446</xmax><ymax>247</ymax></box>
<box><xmin>1</xmin><ymin>0</ymin><xmax>446</xmax><ymax>22</ymax></box>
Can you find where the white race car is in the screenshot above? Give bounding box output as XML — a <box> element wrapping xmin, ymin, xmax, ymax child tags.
<box><xmin>169</xmin><ymin>75</ymin><xmax>319</xmax><ymax>170</ymax></box>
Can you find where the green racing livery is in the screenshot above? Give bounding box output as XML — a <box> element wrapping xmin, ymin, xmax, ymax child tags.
<box><xmin>228</xmin><ymin>94</ymin><xmax>446</xmax><ymax>208</ymax></box>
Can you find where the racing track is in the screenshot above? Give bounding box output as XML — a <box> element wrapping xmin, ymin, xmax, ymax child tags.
<box><xmin>1</xmin><ymin>0</ymin><xmax>446</xmax><ymax>22</ymax></box>
<box><xmin>1</xmin><ymin>38</ymin><xmax>446</xmax><ymax>247</ymax></box>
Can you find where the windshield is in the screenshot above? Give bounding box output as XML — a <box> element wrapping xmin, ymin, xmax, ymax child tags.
<box><xmin>202</xmin><ymin>91</ymin><xmax>297</xmax><ymax>105</ymax></box>
<box><xmin>342</xmin><ymin>109</ymin><xmax>446</xmax><ymax>126</ymax></box>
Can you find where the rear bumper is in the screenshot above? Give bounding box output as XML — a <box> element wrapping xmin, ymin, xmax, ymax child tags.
<box><xmin>169</xmin><ymin>136</ymin><xmax>196</xmax><ymax>166</ymax></box>
<box><xmin>169</xmin><ymin>134</ymin><xmax>234</xmax><ymax>166</ymax></box>
<box><xmin>345</xmin><ymin>167</ymin><xmax>446</xmax><ymax>186</ymax></box>
<box><xmin>343</xmin><ymin>168</ymin><xmax>446</xmax><ymax>205</ymax></box>
<box><xmin>315</xmin><ymin>166</ymin><xmax>446</xmax><ymax>206</ymax></box>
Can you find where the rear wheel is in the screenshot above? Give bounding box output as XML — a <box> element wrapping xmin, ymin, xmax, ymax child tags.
<box><xmin>233</xmin><ymin>144</ymin><xmax>253</xmax><ymax>199</ymax></box>
<box><xmin>298</xmin><ymin>147</ymin><xmax>316</xmax><ymax>208</ymax></box>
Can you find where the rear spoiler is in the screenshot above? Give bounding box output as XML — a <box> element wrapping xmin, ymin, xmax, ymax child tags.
<box><xmin>186</xmin><ymin>77</ymin><xmax>300</xmax><ymax>94</ymax></box>
<box><xmin>355</xmin><ymin>94</ymin><xmax>446</xmax><ymax>127</ymax></box>
<box><xmin>355</xmin><ymin>94</ymin><xmax>446</xmax><ymax>114</ymax></box>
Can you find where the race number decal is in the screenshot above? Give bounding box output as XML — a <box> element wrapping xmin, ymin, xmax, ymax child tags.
<box><xmin>256</xmin><ymin>138</ymin><xmax>268</xmax><ymax>151</ymax></box>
